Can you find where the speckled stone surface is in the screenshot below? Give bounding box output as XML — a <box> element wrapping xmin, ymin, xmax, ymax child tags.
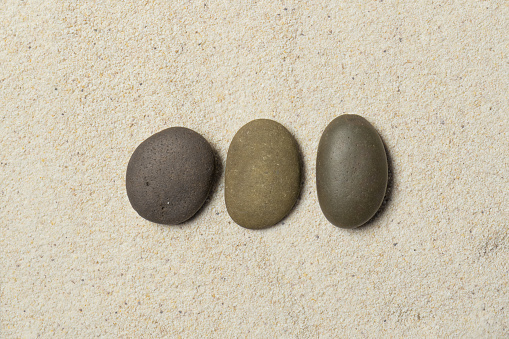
<box><xmin>225</xmin><ymin>119</ymin><xmax>301</xmax><ymax>229</ymax></box>
<box><xmin>1</xmin><ymin>1</ymin><xmax>508</xmax><ymax>337</ymax></box>
<box><xmin>317</xmin><ymin>114</ymin><xmax>388</xmax><ymax>228</ymax></box>
<box><xmin>126</xmin><ymin>127</ymin><xmax>215</xmax><ymax>225</ymax></box>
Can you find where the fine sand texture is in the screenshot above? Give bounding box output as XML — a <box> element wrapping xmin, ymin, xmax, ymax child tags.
<box><xmin>1</xmin><ymin>1</ymin><xmax>508</xmax><ymax>337</ymax></box>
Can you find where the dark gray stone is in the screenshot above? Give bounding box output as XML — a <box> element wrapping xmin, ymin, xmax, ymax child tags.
<box><xmin>225</xmin><ymin>119</ymin><xmax>301</xmax><ymax>229</ymax></box>
<box><xmin>316</xmin><ymin>114</ymin><xmax>388</xmax><ymax>228</ymax></box>
<box><xmin>126</xmin><ymin>127</ymin><xmax>215</xmax><ymax>225</ymax></box>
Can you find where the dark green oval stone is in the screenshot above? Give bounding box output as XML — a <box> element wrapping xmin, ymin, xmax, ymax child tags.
<box><xmin>126</xmin><ymin>127</ymin><xmax>215</xmax><ymax>225</ymax></box>
<box><xmin>316</xmin><ymin>114</ymin><xmax>388</xmax><ymax>228</ymax></box>
<box><xmin>225</xmin><ymin>119</ymin><xmax>301</xmax><ymax>229</ymax></box>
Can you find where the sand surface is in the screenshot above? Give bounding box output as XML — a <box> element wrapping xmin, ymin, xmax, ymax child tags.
<box><xmin>1</xmin><ymin>1</ymin><xmax>508</xmax><ymax>337</ymax></box>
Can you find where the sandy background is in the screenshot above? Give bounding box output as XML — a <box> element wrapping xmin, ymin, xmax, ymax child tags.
<box><xmin>1</xmin><ymin>0</ymin><xmax>508</xmax><ymax>337</ymax></box>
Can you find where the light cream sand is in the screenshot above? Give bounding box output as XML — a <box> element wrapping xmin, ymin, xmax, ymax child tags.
<box><xmin>1</xmin><ymin>1</ymin><xmax>508</xmax><ymax>337</ymax></box>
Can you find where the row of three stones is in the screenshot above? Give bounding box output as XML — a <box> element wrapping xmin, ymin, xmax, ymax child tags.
<box><xmin>126</xmin><ymin>115</ymin><xmax>388</xmax><ymax>229</ymax></box>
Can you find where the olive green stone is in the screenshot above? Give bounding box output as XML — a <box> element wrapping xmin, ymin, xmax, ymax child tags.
<box><xmin>316</xmin><ymin>114</ymin><xmax>388</xmax><ymax>228</ymax></box>
<box><xmin>225</xmin><ymin>119</ymin><xmax>301</xmax><ymax>229</ymax></box>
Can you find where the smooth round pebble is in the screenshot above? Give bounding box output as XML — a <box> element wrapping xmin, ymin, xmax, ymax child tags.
<box><xmin>316</xmin><ymin>114</ymin><xmax>388</xmax><ymax>228</ymax></box>
<box><xmin>225</xmin><ymin>119</ymin><xmax>301</xmax><ymax>229</ymax></box>
<box><xmin>126</xmin><ymin>127</ymin><xmax>215</xmax><ymax>225</ymax></box>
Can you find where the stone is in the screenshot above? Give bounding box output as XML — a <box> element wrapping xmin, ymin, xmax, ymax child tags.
<box><xmin>316</xmin><ymin>114</ymin><xmax>388</xmax><ymax>228</ymax></box>
<box><xmin>126</xmin><ymin>127</ymin><xmax>215</xmax><ymax>225</ymax></box>
<box><xmin>225</xmin><ymin>119</ymin><xmax>301</xmax><ymax>229</ymax></box>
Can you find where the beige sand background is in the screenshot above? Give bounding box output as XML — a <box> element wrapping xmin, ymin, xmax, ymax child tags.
<box><xmin>1</xmin><ymin>0</ymin><xmax>508</xmax><ymax>337</ymax></box>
